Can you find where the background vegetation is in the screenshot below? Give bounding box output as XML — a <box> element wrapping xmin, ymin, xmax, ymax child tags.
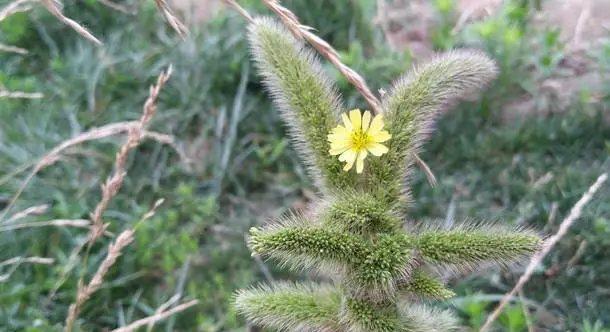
<box><xmin>0</xmin><ymin>0</ymin><xmax>608</xmax><ymax>331</ymax></box>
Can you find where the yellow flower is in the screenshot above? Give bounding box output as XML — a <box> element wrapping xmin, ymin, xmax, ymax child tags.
<box><xmin>328</xmin><ymin>109</ymin><xmax>391</xmax><ymax>173</ymax></box>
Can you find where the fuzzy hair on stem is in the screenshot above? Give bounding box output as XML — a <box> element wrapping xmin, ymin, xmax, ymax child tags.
<box><xmin>236</xmin><ymin>15</ymin><xmax>542</xmax><ymax>332</ymax></box>
<box><xmin>235</xmin><ymin>282</ymin><xmax>343</xmax><ymax>332</ymax></box>
<box><xmin>248</xmin><ymin>18</ymin><xmax>352</xmax><ymax>192</ymax></box>
<box><xmin>368</xmin><ymin>50</ymin><xmax>498</xmax><ymax>203</ymax></box>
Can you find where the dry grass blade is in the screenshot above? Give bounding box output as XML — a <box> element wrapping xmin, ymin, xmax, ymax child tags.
<box><xmin>63</xmin><ymin>67</ymin><xmax>173</xmax><ymax>331</ymax></box>
<box><xmin>0</xmin><ymin>89</ymin><xmax>43</xmax><ymax>98</ymax></box>
<box><xmin>64</xmin><ymin>229</ymin><xmax>135</xmax><ymax>331</ymax></box>
<box><xmin>0</xmin><ymin>256</ymin><xmax>54</xmax><ymax>267</ymax></box>
<box><xmin>98</xmin><ymin>0</ymin><xmax>136</xmax><ymax>15</ymax></box>
<box><xmin>87</xmin><ymin>66</ymin><xmax>173</xmax><ymax>244</ymax></box>
<box><xmin>221</xmin><ymin>0</ymin><xmax>253</xmax><ymax>23</ymax></box>
<box><xmin>0</xmin><ymin>43</ymin><xmax>29</xmax><ymax>54</ymax></box>
<box><xmin>154</xmin><ymin>0</ymin><xmax>189</xmax><ymax>38</ymax></box>
<box><xmin>145</xmin><ymin>294</ymin><xmax>180</xmax><ymax>331</ymax></box>
<box><xmin>0</xmin><ymin>256</ymin><xmax>55</xmax><ymax>283</ymax></box>
<box><xmin>41</xmin><ymin>0</ymin><xmax>102</xmax><ymax>46</ymax></box>
<box><xmin>261</xmin><ymin>0</ymin><xmax>382</xmax><ymax>115</ymax></box>
<box><xmin>4</xmin><ymin>204</ymin><xmax>48</xmax><ymax>224</ymax></box>
<box><xmin>0</xmin><ymin>0</ymin><xmax>33</xmax><ymax>22</ymax></box>
<box><xmin>111</xmin><ymin>299</ymin><xmax>198</xmax><ymax>332</ymax></box>
<box><xmin>414</xmin><ymin>153</ymin><xmax>437</xmax><ymax>187</ymax></box>
<box><xmin>0</xmin><ymin>219</ymin><xmax>90</xmax><ymax>232</ymax></box>
<box><xmin>0</xmin><ymin>125</ymin><xmax>181</xmax><ymax>222</ymax></box>
<box><xmin>480</xmin><ymin>173</ymin><xmax>608</xmax><ymax>332</ymax></box>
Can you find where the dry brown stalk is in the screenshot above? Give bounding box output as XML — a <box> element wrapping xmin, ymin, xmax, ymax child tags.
<box><xmin>64</xmin><ymin>229</ymin><xmax>135</xmax><ymax>331</ymax></box>
<box><xmin>110</xmin><ymin>299</ymin><xmax>198</xmax><ymax>332</ymax></box>
<box><xmin>0</xmin><ymin>43</ymin><xmax>29</xmax><ymax>54</ymax></box>
<box><xmin>41</xmin><ymin>0</ymin><xmax>102</xmax><ymax>45</ymax></box>
<box><xmin>0</xmin><ymin>90</ymin><xmax>43</xmax><ymax>98</ymax></box>
<box><xmin>221</xmin><ymin>0</ymin><xmax>254</xmax><ymax>23</ymax></box>
<box><xmin>63</xmin><ymin>68</ymin><xmax>173</xmax><ymax>331</ymax></box>
<box><xmin>4</xmin><ymin>204</ymin><xmax>49</xmax><ymax>224</ymax></box>
<box><xmin>261</xmin><ymin>0</ymin><xmax>382</xmax><ymax>115</ymax></box>
<box><xmin>0</xmin><ymin>219</ymin><xmax>90</xmax><ymax>232</ymax></box>
<box><xmin>1</xmin><ymin>0</ymin><xmax>101</xmax><ymax>44</ymax></box>
<box><xmin>146</xmin><ymin>294</ymin><xmax>180</xmax><ymax>331</ymax></box>
<box><xmin>414</xmin><ymin>153</ymin><xmax>437</xmax><ymax>187</ymax></box>
<box><xmin>87</xmin><ymin>66</ymin><xmax>173</xmax><ymax>245</ymax></box>
<box><xmin>224</xmin><ymin>0</ymin><xmax>381</xmax><ymax>113</ymax></box>
<box><xmin>0</xmin><ymin>256</ymin><xmax>55</xmax><ymax>282</ymax></box>
<box><xmin>480</xmin><ymin>173</ymin><xmax>608</xmax><ymax>332</ymax></box>
<box><xmin>0</xmin><ymin>0</ymin><xmax>33</xmax><ymax>22</ymax></box>
<box><xmin>98</xmin><ymin>0</ymin><xmax>136</xmax><ymax>15</ymax></box>
<box><xmin>0</xmin><ymin>121</ymin><xmax>180</xmax><ymax>222</ymax></box>
<box><xmin>0</xmin><ymin>256</ymin><xmax>54</xmax><ymax>267</ymax></box>
<box><xmin>154</xmin><ymin>0</ymin><xmax>189</xmax><ymax>38</ymax></box>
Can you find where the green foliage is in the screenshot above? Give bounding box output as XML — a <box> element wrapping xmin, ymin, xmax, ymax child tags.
<box><xmin>236</xmin><ymin>18</ymin><xmax>540</xmax><ymax>331</ymax></box>
<box><xmin>2</xmin><ymin>0</ymin><xmax>609</xmax><ymax>330</ymax></box>
<box><xmin>135</xmin><ymin>183</ymin><xmax>216</xmax><ymax>273</ymax></box>
<box><xmin>582</xmin><ymin>319</ymin><xmax>610</xmax><ymax>332</ymax></box>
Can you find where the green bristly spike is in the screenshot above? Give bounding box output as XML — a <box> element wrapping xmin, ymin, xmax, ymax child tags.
<box><xmin>398</xmin><ymin>269</ymin><xmax>455</xmax><ymax>300</ymax></box>
<box><xmin>368</xmin><ymin>51</ymin><xmax>498</xmax><ymax>201</ymax></box>
<box><xmin>399</xmin><ymin>303</ymin><xmax>461</xmax><ymax>332</ymax></box>
<box><xmin>323</xmin><ymin>191</ymin><xmax>401</xmax><ymax>235</ymax></box>
<box><xmin>250</xmin><ymin>224</ymin><xmax>414</xmax><ymax>294</ymax></box>
<box><xmin>235</xmin><ymin>283</ymin><xmax>342</xmax><ymax>332</ymax></box>
<box><xmin>349</xmin><ymin>233</ymin><xmax>414</xmax><ymax>292</ymax></box>
<box><xmin>344</xmin><ymin>298</ymin><xmax>402</xmax><ymax>332</ymax></box>
<box><xmin>248</xmin><ymin>18</ymin><xmax>354</xmax><ymax>191</ymax></box>
<box><xmin>416</xmin><ymin>227</ymin><xmax>541</xmax><ymax>267</ymax></box>
<box><xmin>249</xmin><ymin>224</ymin><xmax>368</xmax><ymax>270</ymax></box>
<box><xmin>237</xmin><ymin>17</ymin><xmax>541</xmax><ymax>332</ymax></box>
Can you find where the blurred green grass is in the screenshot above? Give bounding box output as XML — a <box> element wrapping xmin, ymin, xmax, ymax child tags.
<box><xmin>0</xmin><ymin>0</ymin><xmax>608</xmax><ymax>331</ymax></box>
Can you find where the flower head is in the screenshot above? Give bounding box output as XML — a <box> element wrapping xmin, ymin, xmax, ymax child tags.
<box><xmin>328</xmin><ymin>109</ymin><xmax>391</xmax><ymax>173</ymax></box>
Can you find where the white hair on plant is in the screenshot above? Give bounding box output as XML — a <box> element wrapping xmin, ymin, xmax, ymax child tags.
<box><xmin>371</xmin><ymin>50</ymin><xmax>499</xmax><ymax>205</ymax></box>
<box><xmin>248</xmin><ymin>17</ymin><xmax>350</xmax><ymax>194</ymax></box>
<box><xmin>235</xmin><ymin>282</ymin><xmax>343</xmax><ymax>332</ymax></box>
<box><xmin>237</xmin><ymin>17</ymin><xmax>539</xmax><ymax>332</ymax></box>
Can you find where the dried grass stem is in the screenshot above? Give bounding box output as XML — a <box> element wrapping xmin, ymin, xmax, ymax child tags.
<box><xmin>480</xmin><ymin>173</ymin><xmax>608</xmax><ymax>331</ymax></box>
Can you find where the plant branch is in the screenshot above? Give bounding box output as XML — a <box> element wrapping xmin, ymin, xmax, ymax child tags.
<box><xmin>111</xmin><ymin>300</ymin><xmax>198</xmax><ymax>332</ymax></box>
<box><xmin>41</xmin><ymin>0</ymin><xmax>102</xmax><ymax>45</ymax></box>
<box><xmin>480</xmin><ymin>173</ymin><xmax>608</xmax><ymax>331</ymax></box>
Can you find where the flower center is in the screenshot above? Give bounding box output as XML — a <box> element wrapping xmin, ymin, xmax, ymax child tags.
<box><xmin>350</xmin><ymin>129</ymin><xmax>372</xmax><ymax>151</ymax></box>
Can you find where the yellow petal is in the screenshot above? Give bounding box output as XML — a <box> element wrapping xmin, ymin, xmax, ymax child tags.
<box><xmin>332</xmin><ymin>125</ymin><xmax>349</xmax><ymax>135</ymax></box>
<box><xmin>356</xmin><ymin>150</ymin><xmax>368</xmax><ymax>173</ymax></box>
<box><xmin>372</xmin><ymin>130</ymin><xmax>391</xmax><ymax>143</ymax></box>
<box><xmin>339</xmin><ymin>149</ymin><xmax>357</xmax><ymax>171</ymax></box>
<box><xmin>330</xmin><ymin>138</ymin><xmax>349</xmax><ymax>148</ymax></box>
<box><xmin>328</xmin><ymin>133</ymin><xmax>349</xmax><ymax>143</ymax></box>
<box><xmin>349</xmin><ymin>109</ymin><xmax>361</xmax><ymax>131</ymax></box>
<box><xmin>329</xmin><ymin>146</ymin><xmax>349</xmax><ymax>155</ymax></box>
<box><xmin>330</xmin><ymin>139</ymin><xmax>351</xmax><ymax>152</ymax></box>
<box><xmin>368</xmin><ymin>114</ymin><xmax>384</xmax><ymax>134</ymax></box>
<box><xmin>367</xmin><ymin>143</ymin><xmax>389</xmax><ymax>156</ymax></box>
<box><xmin>341</xmin><ymin>114</ymin><xmax>352</xmax><ymax>131</ymax></box>
<box><xmin>361</xmin><ymin>111</ymin><xmax>371</xmax><ymax>132</ymax></box>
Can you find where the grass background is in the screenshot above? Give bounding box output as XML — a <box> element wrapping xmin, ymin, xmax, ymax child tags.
<box><xmin>0</xmin><ymin>0</ymin><xmax>609</xmax><ymax>331</ymax></box>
